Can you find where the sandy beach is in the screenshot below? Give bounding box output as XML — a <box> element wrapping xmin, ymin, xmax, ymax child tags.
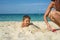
<box><xmin>0</xmin><ymin>21</ymin><xmax>60</xmax><ymax>40</ymax></box>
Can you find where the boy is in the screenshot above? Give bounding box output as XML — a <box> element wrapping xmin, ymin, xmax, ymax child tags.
<box><xmin>21</xmin><ymin>15</ymin><xmax>40</xmax><ymax>33</ymax></box>
<box><xmin>22</xmin><ymin>15</ymin><xmax>30</xmax><ymax>27</ymax></box>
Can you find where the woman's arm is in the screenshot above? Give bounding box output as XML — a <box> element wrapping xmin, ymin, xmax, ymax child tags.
<box><xmin>44</xmin><ymin>2</ymin><xmax>54</xmax><ymax>30</ymax></box>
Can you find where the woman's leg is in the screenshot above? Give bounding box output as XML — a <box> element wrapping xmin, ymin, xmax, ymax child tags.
<box><xmin>53</xmin><ymin>11</ymin><xmax>60</xmax><ymax>26</ymax></box>
<box><xmin>48</xmin><ymin>10</ymin><xmax>60</xmax><ymax>27</ymax></box>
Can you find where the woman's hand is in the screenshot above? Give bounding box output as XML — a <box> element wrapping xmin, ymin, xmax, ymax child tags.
<box><xmin>47</xmin><ymin>24</ymin><xmax>52</xmax><ymax>31</ymax></box>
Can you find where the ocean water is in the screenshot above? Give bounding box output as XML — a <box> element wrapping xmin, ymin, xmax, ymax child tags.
<box><xmin>0</xmin><ymin>14</ymin><xmax>50</xmax><ymax>21</ymax></box>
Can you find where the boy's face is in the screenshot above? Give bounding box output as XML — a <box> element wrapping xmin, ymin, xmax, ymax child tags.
<box><xmin>23</xmin><ymin>18</ymin><xmax>30</xmax><ymax>26</ymax></box>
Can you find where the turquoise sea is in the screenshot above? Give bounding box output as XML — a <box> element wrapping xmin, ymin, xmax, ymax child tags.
<box><xmin>0</xmin><ymin>14</ymin><xmax>50</xmax><ymax>21</ymax></box>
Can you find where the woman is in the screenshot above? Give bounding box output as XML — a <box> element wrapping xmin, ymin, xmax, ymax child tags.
<box><xmin>44</xmin><ymin>0</ymin><xmax>60</xmax><ymax>30</ymax></box>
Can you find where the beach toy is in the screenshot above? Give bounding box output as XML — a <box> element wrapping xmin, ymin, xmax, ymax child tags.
<box><xmin>52</xmin><ymin>28</ymin><xmax>60</xmax><ymax>32</ymax></box>
<box><xmin>52</xmin><ymin>29</ymin><xmax>56</xmax><ymax>32</ymax></box>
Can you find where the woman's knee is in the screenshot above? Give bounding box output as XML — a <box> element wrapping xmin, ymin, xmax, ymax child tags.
<box><xmin>48</xmin><ymin>11</ymin><xmax>55</xmax><ymax>21</ymax></box>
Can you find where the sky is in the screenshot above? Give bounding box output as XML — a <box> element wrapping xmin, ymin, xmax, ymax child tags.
<box><xmin>0</xmin><ymin>0</ymin><xmax>51</xmax><ymax>14</ymax></box>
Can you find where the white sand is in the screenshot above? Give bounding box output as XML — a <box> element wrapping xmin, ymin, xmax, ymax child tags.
<box><xmin>0</xmin><ymin>21</ymin><xmax>60</xmax><ymax>40</ymax></box>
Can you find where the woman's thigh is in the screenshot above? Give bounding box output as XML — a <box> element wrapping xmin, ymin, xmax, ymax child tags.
<box><xmin>48</xmin><ymin>10</ymin><xmax>60</xmax><ymax>26</ymax></box>
<box><xmin>53</xmin><ymin>11</ymin><xmax>60</xmax><ymax>24</ymax></box>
